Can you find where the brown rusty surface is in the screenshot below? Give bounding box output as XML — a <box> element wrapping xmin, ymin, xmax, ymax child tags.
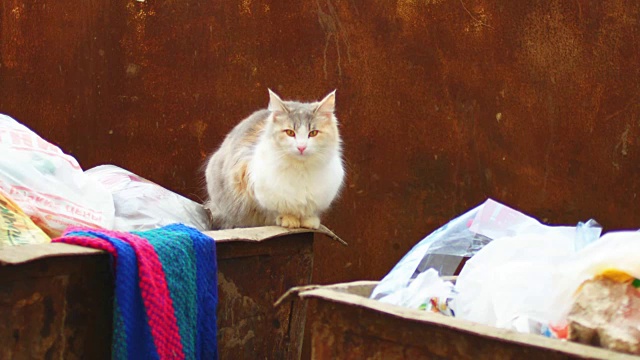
<box><xmin>216</xmin><ymin>233</ymin><xmax>314</xmax><ymax>359</ymax></box>
<box><xmin>307</xmin><ymin>296</ymin><xmax>628</xmax><ymax>360</ymax></box>
<box><xmin>0</xmin><ymin>232</ymin><xmax>314</xmax><ymax>360</ymax></box>
<box><xmin>2</xmin><ymin>0</ymin><xmax>640</xmax><ymax>335</ymax></box>
<box><xmin>0</xmin><ymin>255</ymin><xmax>113</xmax><ymax>360</ymax></box>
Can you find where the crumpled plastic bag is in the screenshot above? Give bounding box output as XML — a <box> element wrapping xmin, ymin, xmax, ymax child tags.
<box><xmin>451</xmin><ymin>220</ymin><xmax>610</xmax><ymax>334</ymax></box>
<box><xmin>370</xmin><ymin>200</ymin><xmax>486</xmax><ymax>301</ymax></box>
<box><xmin>0</xmin><ymin>114</ymin><xmax>115</xmax><ymax>237</ymax></box>
<box><xmin>452</xmin><ymin>233</ymin><xmax>576</xmax><ymax>332</ymax></box>
<box><xmin>0</xmin><ymin>188</ymin><xmax>50</xmax><ymax>246</ymax></box>
<box><xmin>377</xmin><ymin>268</ymin><xmax>455</xmax><ymax>313</ymax></box>
<box><xmin>371</xmin><ymin>198</ymin><xmax>601</xmax><ymax>322</ymax></box>
<box><xmin>85</xmin><ymin>165</ymin><xmax>210</xmax><ymax>232</ymax></box>
<box><xmin>370</xmin><ymin>198</ymin><xmax>595</xmax><ymax>302</ymax></box>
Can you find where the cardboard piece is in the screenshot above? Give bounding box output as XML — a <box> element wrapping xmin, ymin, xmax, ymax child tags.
<box><xmin>204</xmin><ymin>224</ymin><xmax>347</xmax><ymax>245</ymax></box>
<box><xmin>0</xmin><ymin>225</ymin><xmax>346</xmax><ymax>266</ymax></box>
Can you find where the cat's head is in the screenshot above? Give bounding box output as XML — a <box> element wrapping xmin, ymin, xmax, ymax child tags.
<box><xmin>265</xmin><ymin>89</ymin><xmax>341</xmax><ymax>160</ymax></box>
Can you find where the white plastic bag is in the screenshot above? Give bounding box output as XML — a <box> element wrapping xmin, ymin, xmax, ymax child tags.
<box><xmin>377</xmin><ymin>268</ymin><xmax>455</xmax><ymax>311</ymax></box>
<box><xmin>369</xmin><ymin>201</ymin><xmax>484</xmax><ymax>301</ymax></box>
<box><xmin>371</xmin><ymin>198</ymin><xmax>601</xmax><ymax>319</ymax></box>
<box><xmin>452</xmin><ymin>233</ymin><xmax>576</xmax><ymax>331</ymax></box>
<box><xmin>85</xmin><ymin>165</ymin><xmax>210</xmax><ymax>232</ymax></box>
<box><xmin>452</xmin><ymin>221</ymin><xmax>606</xmax><ymax>333</ymax></box>
<box><xmin>0</xmin><ymin>114</ymin><xmax>115</xmax><ymax>237</ymax></box>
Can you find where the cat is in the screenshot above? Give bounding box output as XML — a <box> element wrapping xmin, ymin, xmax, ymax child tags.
<box><xmin>203</xmin><ymin>89</ymin><xmax>345</xmax><ymax>229</ymax></box>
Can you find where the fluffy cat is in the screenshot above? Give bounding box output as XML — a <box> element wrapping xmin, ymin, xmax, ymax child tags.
<box><xmin>204</xmin><ymin>89</ymin><xmax>345</xmax><ymax>229</ymax></box>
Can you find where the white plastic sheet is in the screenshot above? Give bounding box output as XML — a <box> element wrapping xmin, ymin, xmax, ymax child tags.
<box><xmin>86</xmin><ymin>165</ymin><xmax>210</xmax><ymax>232</ymax></box>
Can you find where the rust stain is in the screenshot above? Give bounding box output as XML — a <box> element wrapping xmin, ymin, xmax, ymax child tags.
<box><xmin>460</xmin><ymin>1</ymin><xmax>493</xmax><ymax>32</ymax></box>
<box><xmin>0</xmin><ymin>263</ymin><xmax>101</xmax><ymax>360</ymax></box>
<box><xmin>615</xmin><ymin>124</ymin><xmax>632</xmax><ymax>157</ymax></box>
<box><xmin>519</xmin><ymin>1</ymin><xmax>583</xmax><ymax>82</ymax></box>
<box><xmin>217</xmin><ymin>272</ymin><xmax>259</xmax><ymax>323</ymax></box>
<box><xmin>1</xmin><ymin>3</ymin><xmax>25</xmax><ymax>70</ymax></box>
<box><xmin>216</xmin><ymin>272</ymin><xmax>262</xmax><ymax>350</ymax></box>
<box><xmin>190</xmin><ymin>119</ymin><xmax>208</xmax><ymax>149</ymax></box>
<box><xmin>395</xmin><ymin>0</ymin><xmax>420</xmax><ymax>22</ymax></box>
<box><xmin>12</xmin><ymin>292</ymin><xmax>42</xmax><ymax>310</ymax></box>
<box><xmin>317</xmin><ymin>0</ymin><xmax>352</xmax><ymax>79</ymax></box>
<box><xmin>239</xmin><ymin>0</ymin><xmax>252</xmax><ymax>15</ymax></box>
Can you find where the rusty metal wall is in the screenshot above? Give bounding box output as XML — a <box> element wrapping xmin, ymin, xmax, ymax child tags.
<box><xmin>2</xmin><ymin>0</ymin><xmax>640</xmax><ymax>287</ymax></box>
<box><xmin>0</xmin><ymin>255</ymin><xmax>113</xmax><ymax>360</ymax></box>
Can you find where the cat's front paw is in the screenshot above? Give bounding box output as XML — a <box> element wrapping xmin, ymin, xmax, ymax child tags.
<box><xmin>301</xmin><ymin>216</ymin><xmax>320</xmax><ymax>229</ymax></box>
<box><xmin>276</xmin><ymin>214</ymin><xmax>301</xmax><ymax>228</ymax></box>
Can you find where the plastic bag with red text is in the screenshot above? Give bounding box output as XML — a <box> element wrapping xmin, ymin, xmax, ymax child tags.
<box><xmin>0</xmin><ymin>114</ymin><xmax>115</xmax><ymax>237</ymax></box>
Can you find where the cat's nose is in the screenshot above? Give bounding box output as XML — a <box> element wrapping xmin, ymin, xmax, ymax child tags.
<box><xmin>297</xmin><ymin>145</ymin><xmax>307</xmax><ymax>154</ymax></box>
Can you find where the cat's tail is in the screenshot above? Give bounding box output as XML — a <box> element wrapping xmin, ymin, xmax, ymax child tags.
<box><xmin>201</xmin><ymin>200</ymin><xmax>214</xmax><ymax>229</ymax></box>
<box><xmin>203</xmin><ymin>200</ymin><xmax>227</xmax><ymax>230</ymax></box>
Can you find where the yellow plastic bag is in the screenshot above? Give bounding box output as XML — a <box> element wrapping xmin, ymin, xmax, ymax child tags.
<box><xmin>0</xmin><ymin>189</ymin><xmax>50</xmax><ymax>246</ymax></box>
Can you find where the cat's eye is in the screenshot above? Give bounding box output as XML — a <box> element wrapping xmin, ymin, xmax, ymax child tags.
<box><xmin>308</xmin><ymin>130</ymin><xmax>319</xmax><ymax>137</ymax></box>
<box><xmin>284</xmin><ymin>129</ymin><xmax>295</xmax><ymax>137</ymax></box>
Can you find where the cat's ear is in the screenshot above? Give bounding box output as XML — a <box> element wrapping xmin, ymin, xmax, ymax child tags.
<box><xmin>315</xmin><ymin>90</ymin><xmax>336</xmax><ymax>114</ymax></box>
<box><xmin>268</xmin><ymin>89</ymin><xmax>288</xmax><ymax>113</ymax></box>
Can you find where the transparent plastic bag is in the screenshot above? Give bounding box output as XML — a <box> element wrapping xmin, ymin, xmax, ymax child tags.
<box><xmin>0</xmin><ymin>114</ymin><xmax>115</xmax><ymax>237</ymax></box>
<box><xmin>370</xmin><ymin>198</ymin><xmax>602</xmax><ymax>312</ymax></box>
<box><xmin>85</xmin><ymin>165</ymin><xmax>210</xmax><ymax>232</ymax></box>
<box><xmin>371</xmin><ymin>198</ymin><xmax>547</xmax><ymax>301</ymax></box>
<box><xmin>370</xmin><ymin>201</ymin><xmax>483</xmax><ymax>301</ymax></box>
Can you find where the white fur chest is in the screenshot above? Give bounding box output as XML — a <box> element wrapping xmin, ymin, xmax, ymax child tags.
<box><xmin>249</xmin><ymin>149</ymin><xmax>344</xmax><ymax>216</ymax></box>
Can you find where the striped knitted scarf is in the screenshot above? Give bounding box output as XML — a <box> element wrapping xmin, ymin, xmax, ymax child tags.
<box><xmin>54</xmin><ymin>224</ymin><xmax>218</xmax><ymax>360</ymax></box>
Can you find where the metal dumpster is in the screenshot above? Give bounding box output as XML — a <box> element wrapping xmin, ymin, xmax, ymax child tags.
<box><xmin>0</xmin><ymin>226</ymin><xmax>344</xmax><ymax>359</ymax></box>
<box><xmin>284</xmin><ymin>281</ymin><xmax>637</xmax><ymax>360</ymax></box>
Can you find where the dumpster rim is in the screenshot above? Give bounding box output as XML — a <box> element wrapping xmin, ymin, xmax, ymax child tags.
<box><xmin>298</xmin><ymin>281</ymin><xmax>637</xmax><ymax>360</ymax></box>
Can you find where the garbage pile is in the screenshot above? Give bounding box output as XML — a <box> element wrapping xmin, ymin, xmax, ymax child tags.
<box><xmin>371</xmin><ymin>199</ymin><xmax>640</xmax><ymax>355</ymax></box>
<box><xmin>0</xmin><ymin>114</ymin><xmax>209</xmax><ymax>247</ymax></box>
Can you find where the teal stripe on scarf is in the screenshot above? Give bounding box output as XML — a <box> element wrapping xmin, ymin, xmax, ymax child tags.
<box><xmin>112</xmin><ymin>298</ymin><xmax>128</xmax><ymax>360</ymax></box>
<box><xmin>138</xmin><ymin>228</ymin><xmax>198</xmax><ymax>360</ymax></box>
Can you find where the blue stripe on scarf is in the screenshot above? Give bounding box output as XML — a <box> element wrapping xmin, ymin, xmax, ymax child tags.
<box><xmin>186</xmin><ymin>225</ymin><xmax>219</xmax><ymax>359</ymax></box>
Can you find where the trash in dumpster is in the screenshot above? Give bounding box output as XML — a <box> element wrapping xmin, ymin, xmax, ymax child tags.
<box><xmin>566</xmin><ymin>269</ymin><xmax>640</xmax><ymax>354</ymax></box>
<box><xmin>370</xmin><ymin>198</ymin><xmax>601</xmax><ymax>304</ymax></box>
<box><xmin>452</xmin><ymin>213</ymin><xmax>600</xmax><ymax>332</ymax></box>
<box><xmin>558</xmin><ymin>232</ymin><xmax>640</xmax><ymax>355</ymax></box>
<box><xmin>86</xmin><ymin>165</ymin><xmax>210</xmax><ymax>232</ymax></box>
<box><xmin>370</xmin><ymin>199</ymin><xmax>488</xmax><ymax>302</ymax></box>
<box><xmin>368</xmin><ymin>198</ymin><xmax>640</xmax><ymax>355</ymax></box>
<box><xmin>0</xmin><ymin>114</ymin><xmax>211</xmax><ymax>236</ymax></box>
<box><xmin>377</xmin><ymin>268</ymin><xmax>456</xmax><ymax>315</ymax></box>
<box><xmin>0</xmin><ymin>187</ymin><xmax>51</xmax><ymax>246</ymax></box>
<box><xmin>0</xmin><ymin>114</ymin><xmax>115</xmax><ymax>237</ymax></box>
